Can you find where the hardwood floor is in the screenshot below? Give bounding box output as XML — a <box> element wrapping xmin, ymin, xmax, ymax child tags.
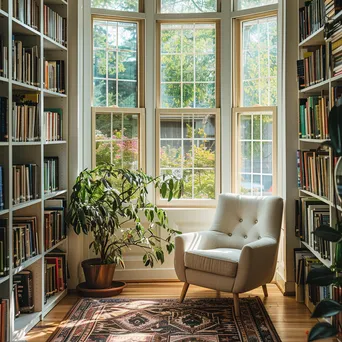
<box><xmin>26</xmin><ymin>282</ymin><xmax>322</xmax><ymax>342</ymax></box>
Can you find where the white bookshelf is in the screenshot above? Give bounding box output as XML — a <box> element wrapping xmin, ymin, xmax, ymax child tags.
<box><xmin>0</xmin><ymin>0</ymin><xmax>69</xmax><ymax>340</ymax></box>
<box><xmin>297</xmin><ymin>0</ymin><xmax>341</xmax><ymax>316</ymax></box>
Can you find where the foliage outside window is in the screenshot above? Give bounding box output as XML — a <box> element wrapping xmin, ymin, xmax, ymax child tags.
<box><xmin>160</xmin><ymin>23</ymin><xmax>217</xmax><ymax>109</ymax></box>
<box><xmin>93</xmin><ymin>18</ymin><xmax>138</xmax><ymax>107</ymax></box>
<box><xmin>93</xmin><ymin>109</ymin><xmax>144</xmax><ymax>170</ymax></box>
<box><xmin>236</xmin><ymin>0</ymin><xmax>278</xmax><ymax>10</ymax></box>
<box><xmin>158</xmin><ymin>111</ymin><xmax>219</xmax><ymax>202</ymax></box>
<box><xmin>241</xmin><ymin>16</ymin><xmax>277</xmax><ymax>107</ymax></box>
<box><xmin>91</xmin><ymin>0</ymin><xmax>139</xmax><ymax>12</ymax></box>
<box><xmin>236</xmin><ymin>110</ymin><xmax>275</xmax><ymax>196</ymax></box>
<box><xmin>160</xmin><ymin>0</ymin><xmax>217</xmax><ymax>13</ymax></box>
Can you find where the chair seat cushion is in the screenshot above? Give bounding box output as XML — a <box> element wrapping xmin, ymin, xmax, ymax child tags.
<box><xmin>184</xmin><ymin>248</ymin><xmax>241</xmax><ymax>277</ymax></box>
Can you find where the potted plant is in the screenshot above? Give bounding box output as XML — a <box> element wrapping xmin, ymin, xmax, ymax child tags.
<box><xmin>66</xmin><ymin>164</ymin><xmax>183</xmax><ymax>289</ymax></box>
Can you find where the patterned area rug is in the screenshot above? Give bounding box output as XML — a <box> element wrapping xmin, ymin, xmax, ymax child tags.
<box><xmin>48</xmin><ymin>297</ymin><xmax>281</xmax><ymax>342</ymax></box>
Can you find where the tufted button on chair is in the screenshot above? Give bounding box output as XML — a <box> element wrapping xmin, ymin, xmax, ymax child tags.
<box><xmin>174</xmin><ymin>193</ymin><xmax>283</xmax><ymax>316</ymax></box>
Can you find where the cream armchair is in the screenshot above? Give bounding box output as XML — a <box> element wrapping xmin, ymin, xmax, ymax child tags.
<box><xmin>174</xmin><ymin>193</ymin><xmax>283</xmax><ymax>316</ymax></box>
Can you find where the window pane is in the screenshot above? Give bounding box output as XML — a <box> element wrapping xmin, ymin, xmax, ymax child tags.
<box><xmin>160</xmin><ymin>0</ymin><xmax>217</xmax><ymax>13</ymax></box>
<box><xmin>95</xmin><ymin>112</ymin><xmax>140</xmax><ymax>170</ymax></box>
<box><xmin>91</xmin><ymin>0</ymin><xmax>139</xmax><ymax>12</ymax></box>
<box><xmin>241</xmin><ymin>17</ymin><xmax>277</xmax><ymax>107</ymax></box>
<box><xmin>237</xmin><ymin>112</ymin><xmax>274</xmax><ymax>196</ymax></box>
<box><xmin>160</xmin><ymin>113</ymin><xmax>216</xmax><ymax>200</ymax></box>
<box><xmin>92</xmin><ymin>19</ymin><xmax>138</xmax><ymax>107</ymax></box>
<box><xmin>236</xmin><ymin>0</ymin><xmax>277</xmax><ymax>10</ymax></box>
<box><xmin>160</xmin><ymin>23</ymin><xmax>216</xmax><ymax>109</ymax></box>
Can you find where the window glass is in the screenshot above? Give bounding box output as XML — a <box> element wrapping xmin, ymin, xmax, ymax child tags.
<box><xmin>236</xmin><ymin>0</ymin><xmax>277</xmax><ymax>10</ymax></box>
<box><xmin>160</xmin><ymin>23</ymin><xmax>216</xmax><ymax>108</ymax></box>
<box><xmin>160</xmin><ymin>113</ymin><xmax>216</xmax><ymax>199</ymax></box>
<box><xmin>237</xmin><ymin>111</ymin><xmax>273</xmax><ymax>196</ymax></box>
<box><xmin>160</xmin><ymin>0</ymin><xmax>217</xmax><ymax>13</ymax></box>
<box><xmin>95</xmin><ymin>112</ymin><xmax>140</xmax><ymax>169</ymax></box>
<box><xmin>93</xmin><ymin>19</ymin><xmax>138</xmax><ymax>107</ymax></box>
<box><xmin>91</xmin><ymin>0</ymin><xmax>139</xmax><ymax>12</ymax></box>
<box><xmin>241</xmin><ymin>16</ymin><xmax>277</xmax><ymax>107</ymax></box>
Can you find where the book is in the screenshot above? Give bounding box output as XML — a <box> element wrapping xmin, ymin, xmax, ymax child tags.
<box><xmin>0</xmin><ymin>97</ymin><xmax>8</xmax><ymax>142</ymax></box>
<box><xmin>0</xmin><ymin>299</ymin><xmax>9</xmax><ymax>342</ymax></box>
<box><xmin>13</xmin><ymin>270</ymin><xmax>34</xmax><ymax>314</ymax></box>
<box><xmin>0</xmin><ymin>219</ymin><xmax>8</xmax><ymax>277</ymax></box>
<box><xmin>44</xmin><ymin>108</ymin><xmax>63</xmax><ymax>141</ymax></box>
<box><xmin>0</xmin><ymin>34</ymin><xmax>8</xmax><ymax>79</ymax></box>
<box><xmin>44</xmin><ymin>157</ymin><xmax>59</xmax><ymax>194</ymax></box>
<box><xmin>44</xmin><ymin>60</ymin><xmax>65</xmax><ymax>94</ymax></box>
<box><xmin>43</xmin><ymin>5</ymin><xmax>67</xmax><ymax>47</ymax></box>
<box><xmin>12</xmin><ymin>284</ymin><xmax>20</xmax><ymax>318</ymax></box>
<box><xmin>13</xmin><ymin>0</ymin><xmax>40</xmax><ymax>31</ymax></box>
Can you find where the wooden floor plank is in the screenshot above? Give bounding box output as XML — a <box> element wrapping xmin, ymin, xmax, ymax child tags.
<box><xmin>25</xmin><ymin>282</ymin><xmax>324</xmax><ymax>342</ymax></box>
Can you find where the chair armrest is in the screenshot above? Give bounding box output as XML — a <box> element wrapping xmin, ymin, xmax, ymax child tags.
<box><xmin>233</xmin><ymin>237</ymin><xmax>279</xmax><ymax>293</ymax></box>
<box><xmin>174</xmin><ymin>231</ymin><xmax>227</xmax><ymax>282</ymax></box>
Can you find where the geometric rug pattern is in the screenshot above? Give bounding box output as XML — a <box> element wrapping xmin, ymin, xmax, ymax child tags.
<box><xmin>48</xmin><ymin>297</ymin><xmax>281</xmax><ymax>342</ymax></box>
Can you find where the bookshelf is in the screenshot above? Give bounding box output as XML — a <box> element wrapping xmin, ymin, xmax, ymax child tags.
<box><xmin>296</xmin><ymin>0</ymin><xmax>342</xmax><ymax>321</ymax></box>
<box><xmin>0</xmin><ymin>0</ymin><xmax>69</xmax><ymax>340</ymax></box>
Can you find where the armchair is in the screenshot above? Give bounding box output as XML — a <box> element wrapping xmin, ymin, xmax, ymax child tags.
<box><xmin>174</xmin><ymin>193</ymin><xmax>284</xmax><ymax>316</ymax></box>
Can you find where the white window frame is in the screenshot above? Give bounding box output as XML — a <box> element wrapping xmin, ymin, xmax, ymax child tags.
<box><xmin>232</xmin><ymin>106</ymin><xmax>277</xmax><ymax>195</ymax></box>
<box><xmin>156</xmin><ymin>108</ymin><xmax>220</xmax><ymax>207</ymax></box>
<box><xmin>92</xmin><ymin>107</ymin><xmax>146</xmax><ymax>169</ymax></box>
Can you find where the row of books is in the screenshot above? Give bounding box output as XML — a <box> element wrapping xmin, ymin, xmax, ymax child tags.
<box><xmin>299</xmin><ymin>96</ymin><xmax>329</xmax><ymax>140</ymax></box>
<box><xmin>297</xmin><ymin>45</ymin><xmax>327</xmax><ymax>90</ymax></box>
<box><xmin>297</xmin><ymin>149</ymin><xmax>330</xmax><ymax>198</ymax></box>
<box><xmin>299</xmin><ymin>0</ymin><xmax>326</xmax><ymax>42</ymax></box>
<box><xmin>326</xmin><ymin>8</ymin><xmax>342</xmax><ymax>41</ymax></box>
<box><xmin>44</xmin><ymin>157</ymin><xmax>59</xmax><ymax>194</ymax></box>
<box><xmin>12</xmin><ymin>96</ymin><xmax>40</xmax><ymax>142</ymax></box>
<box><xmin>332</xmin><ymin>286</ymin><xmax>342</xmax><ymax>334</ymax></box>
<box><xmin>12</xmin><ymin>164</ymin><xmax>39</xmax><ymax>205</ymax></box>
<box><xmin>12</xmin><ymin>38</ymin><xmax>40</xmax><ymax>87</ymax></box>
<box><xmin>43</xmin><ymin>5</ymin><xmax>67</xmax><ymax>47</ymax></box>
<box><xmin>44</xmin><ymin>248</ymin><xmax>67</xmax><ymax>302</ymax></box>
<box><xmin>44</xmin><ymin>198</ymin><xmax>66</xmax><ymax>251</ymax></box>
<box><xmin>0</xmin><ymin>219</ymin><xmax>8</xmax><ymax>277</ymax></box>
<box><xmin>13</xmin><ymin>0</ymin><xmax>40</xmax><ymax>31</ymax></box>
<box><xmin>330</xmin><ymin>24</ymin><xmax>342</xmax><ymax>76</ymax></box>
<box><xmin>295</xmin><ymin>197</ymin><xmax>331</xmax><ymax>259</ymax></box>
<box><xmin>0</xmin><ymin>97</ymin><xmax>8</xmax><ymax>142</ymax></box>
<box><xmin>325</xmin><ymin>0</ymin><xmax>342</xmax><ymax>20</ymax></box>
<box><xmin>0</xmin><ymin>299</ymin><xmax>8</xmax><ymax>342</ymax></box>
<box><xmin>44</xmin><ymin>109</ymin><xmax>63</xmax><ymax>141</ymax></box>
<box><xmin>13</xmin><ymin>270</ymin><xmax>34</xmax><ymax>317</ymax></box>
<box><xmin>44</xmin><ymin>60</ymin><xmax>65</xmax><ymax>94</ymax></box>
<box><xmin>0</xmin><ymin>36</ymin><xmax>8</xmax><ymax>78</ymax></box>
<box><xmin>294</xmin><ymin>249</ymin><xmax>331</xmax><ymax>312</ymax></box>
<box><xmin>13</xmin><ymin>216</ymin><xmax>39</xmax><ymax>267</ymax></box>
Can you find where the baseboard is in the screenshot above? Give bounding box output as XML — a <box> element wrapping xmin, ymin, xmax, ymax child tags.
<box><xmin>275</xmin><ymin>270</ymin><xmax>295</xmax><ymax>296</ymax></box>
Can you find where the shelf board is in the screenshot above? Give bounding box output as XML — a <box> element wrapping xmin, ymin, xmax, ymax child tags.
<box><xmin>12</xmin><ymin>141</ymin><xmax>41</xmax><ymax>146</ymax></box>
<box><xmin>299</xmin><ymin>138</ymin><xmax>329</xmax><ymax>143</ymax></box>
<box><xmin>0</xmin><ymin>9</ymin><xmax>8</xmax><ymax>17</ymax></box>
<box><xmin>44</xmin><ymin>0</ymin><xmax>68</xmax><ymax>5</ymax></box>
<box><xmin>0</xmin><ymin>76</ymin><xmax>8</xmax><ymax>83</ymax></box>
<box><xmin>0</xmin><ymin>142</ymin><xmax>9</xmax><ymax>146</ymax></box>
<box><xmin>43</xmin><ymin>289</ymin><xmax>67</xmax><ymax>316</ymax></box>
<box><xmin>12</xmin><ymin>199</ymin><xmax>41</xmax><ymax>211</ymax></box>
<box><xmin>300</xmin><ymin>79</ymin><xmax>330</xmax><ymax>94</ymax></box>
<box><xmin>12</xmin><ymin>80</ymin><xmax>40</xmax><ymax>92</ymax></box>
<box><xmin>299</xmin><ymin>26</ymin><xmax>325</xmax><ymax>47</ymax></box>
<box><xmin>301</xmin><ymin>241</ymin><xmax>332</xmax><ymax>268</ymax></box>
<box><xmin>43</xmin><ymin>89</ymin><xmax>67</xmax><ymax>98</ymax></box>
<box><xmin>12</xmin><ymin>17</ymin><xmax>40</xmax><ymax>36</ymax></box>
<box><xmin>13</xmin><ymin>312</ymin><xmax>41</xmax><ymax>342</ymax></box>
<box><xmin>0</xmin><ymin>209</ymin><xmax>9</xmax><ymax>216</ymax></box>
<box><xmin>13</xmin><ymin>254</ymin><xmax>42</xmax><ymax>275</ymax></box>
<box><xmin>331</xmin><ymin>73</ymin><xmax>342</xmax><ymax>85</ymax></box>
<box><xmin>44</xmin><ymin>238</ymin><xmax>68</xmax><ymax>255</ymax></box>
<box><xmin>0</xmin><ymin>275</ymin><xmax>9</xmax><ymax>284</ymax></box>
<box><xmin>44</xmin><ymin>189</ymin><xmax>67</xmax><ymax>200</ymax></box>
<box><xmin>44</xmin><ymin>140</ymin><xmax>67</xmax><ymax>145</ymax></box>
<box><xmin>299</xmin><ymin>189</ymin><xmax>332</xmax><ymax>205</ymax></box>
<box><xmin>43</xmin><ymin>35</ymin><xmax>67</xmax><ymax>51</ymax></box>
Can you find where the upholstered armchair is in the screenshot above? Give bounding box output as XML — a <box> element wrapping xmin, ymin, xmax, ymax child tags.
<box><xmin>174</xmin><ymin>193</ymin><xmax>284</xmax><ymax>316</ymax></box>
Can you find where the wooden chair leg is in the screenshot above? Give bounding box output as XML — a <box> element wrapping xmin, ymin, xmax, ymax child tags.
<box><xmin>233</xmin><ymin>293</ymin><xmax>240</xmax><ymax>316</ymax></box>
<box><xmin>180</xmin><ymin>282</ymin><xmax>189</xmax><ymax>303</ymax></box>
<box><xmin>216</xmin><ymin>290</ymin><xmax>221</xmax><ymax>298</ymax></box>
<box><xmin>262</xmin><ymin>284</ymin><xmax>268</xmax><ymax>297</ymax></box>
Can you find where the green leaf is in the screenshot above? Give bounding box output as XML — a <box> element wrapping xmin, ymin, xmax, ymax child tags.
<box><xmin>161</xmin><ymin>183</ymin><xmax>167</xmax><ymax>198</ymax></box>
<box><xmin>308</xmin><ymin>322</ymin><xmax>338</xmax><ymax>341</ymax></box>
<box><xmin>313</xmin><ymin>225</ymin><xmax>342</xmax><ymax>242</ymax></box>
<box><xmin>306</xmin><ymin>267</ymin><xmax>335</xmax><ymax>286</ymax></box>
<box><xmin>311</xmin><ymin>299</ymin><xmax>342</xmax><ymax>318</ymax></box>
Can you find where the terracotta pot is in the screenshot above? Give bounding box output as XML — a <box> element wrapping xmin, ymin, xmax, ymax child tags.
<box><xmin>81</xmin><ymin>258</ymin><xmax>116</xmax><ymax>289</ymax></box>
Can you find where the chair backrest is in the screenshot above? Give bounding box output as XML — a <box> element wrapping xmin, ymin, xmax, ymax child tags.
<box><xmin>210</xmin><ymin>193</ymin><xmax>283</xmax><ymax>250</ymax></box>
